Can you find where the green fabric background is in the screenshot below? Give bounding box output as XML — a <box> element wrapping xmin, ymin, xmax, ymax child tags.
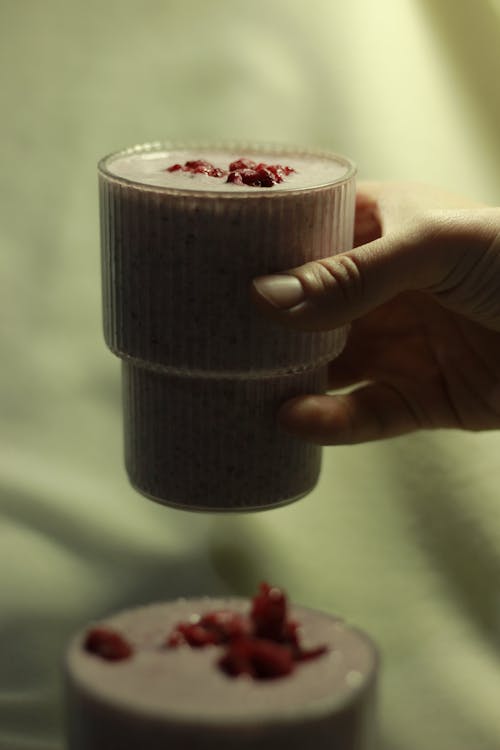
<box><xmin>1</xmin><ymin>1</ymin><xmax>500</xmax><ymax>748</ymax></box>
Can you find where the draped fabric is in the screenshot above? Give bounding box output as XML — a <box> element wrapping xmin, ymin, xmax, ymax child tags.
<box><xmin>1</xmin><ymin>1</ymin><xmax>499</xmax><ymax>748</ymax></box>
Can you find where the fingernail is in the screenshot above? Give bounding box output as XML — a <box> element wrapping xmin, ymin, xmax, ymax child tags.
<box><xmin>252</xmin><ymin>274</ymin><xmax>305</xmax><ymax>309</ymax></box>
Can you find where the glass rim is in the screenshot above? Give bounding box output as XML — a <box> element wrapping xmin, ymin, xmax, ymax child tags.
<box><xmin>98</xmin><ymin>140</ymin><xmax>357</xmax><ymax>197</ymax></box>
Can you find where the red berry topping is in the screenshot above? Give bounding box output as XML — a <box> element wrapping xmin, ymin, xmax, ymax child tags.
<box><xmin>251</xmin><ymin>582</ymin><xmax>287</xmax><ymax>641</ymax></box>
<box><xmin>186</xmin><ymin>160</ymin><xmax>226</xmax><ymax>177</ymax></box>
<box><xmin>166</xmin><ymin>630</ymin><xmax>185</xmax><ymax>648</ymax></box>
<box><xmin>167</xmin><ymin>610</ymin><xmax>250</xmax><ymax>649</ymax></box>
<box><xmin>84</xmin><ymin>627</ymin><xmax>133</xmax><ymax>662</ymax></box>
<box><xmin>165</xmin><ymin>156</ymin><xmax>295</xmax><ymax>187</ymax></box>
<box><xmin>265</xmin><ymin>163</ymin><xmax>295</xmax><ymax>183</ymax></box>
<box><xmin>178</xmin><ymin>623</ymin><xmax>220</xmax><ymax>647</ymax></box>
<box><xmin>226</xmin><ymin>160</ymin><xmax>295</xmax><ymax>188</ymax></box>
<box><xmin>219</xmin><ymin>638</ymin><xmax>294</xmax><ymax>680</ymax></box>
<box><xmin>295</xmin><ymin>644</ymin><xmax>329</xmax><ymax>662</ymax></box>
<box><xmin>164</xmin><ymin>582</ymin><xmax>327</xmax><ymax>681</ymax></box>
<box><xmin>226</xmin><ymin>167</ymin><xmax>275</xmax><ymax>188</ymax></box>
<box><xmin>228</xmin><ymin>158</ymin><xmax>257</xmax><ymax>171</ymax></box>
<box><xmin>166</xmin><ymin>160</ymin><xmax>226</xmax><ymax>178</ymax></box>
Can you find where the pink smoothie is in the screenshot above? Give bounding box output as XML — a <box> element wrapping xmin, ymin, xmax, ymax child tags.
<box><xmin>65</xmin><ymin>595</ymin><xmax>377</xmax><ymax>749</ymax></box>
<box><xmin>99</xmin><ymin>143</ymin><xmax>356</xmax><ymax>510</ymax></box>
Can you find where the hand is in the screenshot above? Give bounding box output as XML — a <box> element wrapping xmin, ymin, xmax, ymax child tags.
<box><xmin>252</xmin><ymin>182</ymin><xmax>500</xmax><ymax>444</ymax></box>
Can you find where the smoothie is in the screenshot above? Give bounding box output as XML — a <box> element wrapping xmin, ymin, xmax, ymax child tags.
<box><xmin>65</xmin><ymin>585</ymin><xmax>377</xmax><ymax>749</ymax></box>
<box><xmin>99</xmin><ymin>143</ymin><xmax>356</xmax><ymax>510</ymax></box>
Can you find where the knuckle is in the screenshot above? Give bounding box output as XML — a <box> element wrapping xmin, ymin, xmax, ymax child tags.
<box><xmin>296</xmin><ymin>255</ymin><xmax>364</xmax><ymax>305</ymax></box>
<box><xmin>411</xmin><ymin>209</ymin><xmax>455</xmax><ymax>242</ymax></box>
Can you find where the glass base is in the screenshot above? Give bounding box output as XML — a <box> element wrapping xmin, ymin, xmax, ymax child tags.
<box><xmin>122</xmin><ymin>361</ymin><xmax>327</xmax><ymax>512</ymax></box>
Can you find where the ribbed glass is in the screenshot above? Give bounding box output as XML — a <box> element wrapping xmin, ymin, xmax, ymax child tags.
<box><xmin>99</xmin><ymin>142</ymin><xmax>356</xmax><ymax>510</ymax></box>
<box><xmin>123</xmin><ymin>362</ymin><xmax>327</xmax><ymax>511</ymax></box>
<box><xmin>100</xmin><ymin>143</ymin><xmax>355</xmax><ymax>376</ymax></box>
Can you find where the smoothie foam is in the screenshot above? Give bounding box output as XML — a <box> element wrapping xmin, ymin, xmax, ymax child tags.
<box><xmin>109</xmin><ymin>147</ymin><xmax>351</xmax><ymax>192</ymax></box>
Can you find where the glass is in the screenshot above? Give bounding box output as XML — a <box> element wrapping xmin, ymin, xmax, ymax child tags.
<box><xmin>98</xmin><ymin>142</ymin><xmax>356</xmax><ymax>511</ymax></box>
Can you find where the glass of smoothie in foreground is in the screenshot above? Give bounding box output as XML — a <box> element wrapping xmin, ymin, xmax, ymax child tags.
<box><xmin>98</xmin><ymin>142</ymin><xmax>356</xmax><ymax>511</ymax></box>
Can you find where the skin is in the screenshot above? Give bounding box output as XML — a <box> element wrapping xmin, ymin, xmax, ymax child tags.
<box><xmin>251</xmin><ymin>182</ymin><xmax>500</xmax><ymax>444</ymax></box>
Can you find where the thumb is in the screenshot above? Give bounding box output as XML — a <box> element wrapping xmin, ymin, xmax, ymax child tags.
<box><xmin>251</xmin><ymin>209</ymin><xmax>500</xmax><ymax>331</ymax></box>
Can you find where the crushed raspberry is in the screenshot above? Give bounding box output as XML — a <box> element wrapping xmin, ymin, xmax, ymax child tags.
<box><xmin>165</xmin><ymin>156</ymin><xmax>295</xmax><ymax>188</ymax></box>
<box><xmin>219</xmin><ymin>638</ymin><xmax>294</xmax><ymax>680</ymax></box>
<box><xmin>166</xmin><ymin>611</ymin><xmax>249</xmax><ymax>648</ymax></box>
<box><xmin>228</xmin><ymin>158</ymin><xmax>258</xmax><ymax>172</ymax></box>
<box><xmin>266</xmin><ymin>163</ymin><xmax>295</xmax><ymax>182</ymax></box>
<box><xmin>295</xmin><ymin>644</ymin><xmax>329</xmax><ymax>662</ymax></box>
<box><xmin>200</xmin><ymin>610</ymin><xmax>250</xmax><ymax>641</ymax></box>
<box><xmin>166</xmin><ymin>582</ymin><xmax>327</xmax><ymax>680</ymax></box>
<box><xmin>176</xmin><ymin>623</ymin><xmax>219</xmax><ymax>648</ymax></box>
<box><xmin>226</xmin><ymin>161</ymin><xmax>295</xmax><ymax>187</ymax></box>
<box><xmin>166</xmin><ymin>630</ymin><xmax>186</xmax><ymax>648</ymax></box>
<box><xmin>84</xmin><ymin>627</ymin><xmax>133</xmax><ymax>662</ymax></box>
<box><xmin>251</xmin><ymin>582</ymin><xmax>287</xmax><ymax>641</ymax></box>
<box><xmin>166</xmin><ymin>159</ymin><xmax>226</xmax><ymax>178</ymax></box>
<box><xmin>227</xmin><ymin>167</ymin><xmax>275</xmax><ymax>187</ymax></box>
